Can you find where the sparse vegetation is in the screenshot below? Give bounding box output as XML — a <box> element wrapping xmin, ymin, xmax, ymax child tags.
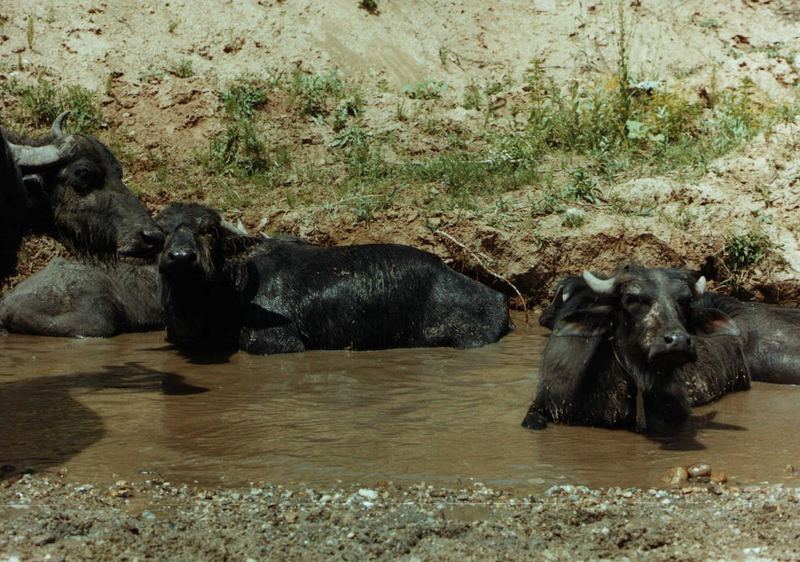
<box><xmin>404</xmin><ymin>80</ymin><xmax>447</xmax><ymax>100</ymax></box>
<box><xmin>26</xmin><ymin>15</ymin><xmax>35</xmax><ymax>51</ymax></box>
<box><xmin>358</xmin><ymin>0</ymin><xmax>378</xmax><ymax>14</ymax></box>
<box><xmin>169</xmin><ymin>59</ymin><xmax>194</xmax><ymax>79</ymax></box>
<box><xmin>2</xmin><ymin>79</ymin><xmax>102</xmax><ymax>133</ymax></box>
<box><xmin>200</xmin><ymin>76</ymin><xmax>288</xmax><ymax>188</ymax></box>
<box><xmin>724</xmin><ymin>231</ymin><xmax>773</xmax><ymax>273</ymax></box>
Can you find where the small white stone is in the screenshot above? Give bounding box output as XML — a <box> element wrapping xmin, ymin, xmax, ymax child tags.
<box><xmin>357</xmin><ymin>488</ymin><xmax>378</xmax><ymax>500</ymax></box>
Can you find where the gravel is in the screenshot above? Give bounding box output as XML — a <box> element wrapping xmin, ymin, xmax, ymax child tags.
<box><xmin>2</xmin><ymin>475</ymin><xmax>799</xmax><ymax>560</ymax></box>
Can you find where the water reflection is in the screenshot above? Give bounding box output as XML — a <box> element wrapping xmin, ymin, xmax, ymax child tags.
<box><xmin>0</xmin><ymin>320</ymin><xmax>798</xmax><ymax>489</ymax></box>
<box><xmin>0</xmin><ymin>361</ymin><xmax>206</xmax><ymax>479</ymax></box>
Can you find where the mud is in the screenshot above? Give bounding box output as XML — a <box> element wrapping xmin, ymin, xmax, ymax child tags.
<box><xmin>2</xmin><ymin>317</ymin><xmax>800</xmax><ymax>493</ymax></box>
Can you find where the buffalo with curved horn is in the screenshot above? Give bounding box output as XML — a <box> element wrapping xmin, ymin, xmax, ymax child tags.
<box><xmin>2</xmin><ymin>111</ymin><xmax>164</xmax><ymax>259</ymax></box>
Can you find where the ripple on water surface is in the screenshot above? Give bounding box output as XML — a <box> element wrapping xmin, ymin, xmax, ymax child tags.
<box><xmin>1</xmin><ymin>316</ymin><xmax>799</xmax><ymax>490</ymax></box>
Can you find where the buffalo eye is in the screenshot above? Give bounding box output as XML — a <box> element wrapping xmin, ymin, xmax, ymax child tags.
<box><xmin>622</xmin><ymin>293</ymin><xmax>645</xmax><ymax>309</ymax></box>
<box><xmin>70</xmin><ymin>166</ymin><xmax>102</xmax><ymax>192</ymax></box>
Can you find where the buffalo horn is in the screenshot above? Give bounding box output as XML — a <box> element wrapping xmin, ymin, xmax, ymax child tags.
<box><xmin>582</xmin><ymin>270</ymin><xmax>616</xmax><ymax>295</ymax></box>
<box><xmin>8</xmin><ymin>143</ymin><xmax>63</xmax><ymax>168</ymax></box>
<box><xmin>51</xmin><ymin>111</ymin><xmax>71</xmax><ymax>139</ymax></box>
<box><xmin>694</xmin><ymin>275</ymin><xmax>707</xmax><ymax>297</ymax></box>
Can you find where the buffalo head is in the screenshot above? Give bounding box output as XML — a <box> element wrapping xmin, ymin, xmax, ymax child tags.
<box><xmin>156</xmin><ymin>203</ymin><xmax>260</xmax><ymax>279</ymax></box>
<box><xmin>551</xmin><ymin>265</ymin><xmax>739</xmax><ymax>391</ymax></box>
<box><xmin>7</xmin><ymin>112</ymin><xmax>164</xmax><ymax>259</ymax></box>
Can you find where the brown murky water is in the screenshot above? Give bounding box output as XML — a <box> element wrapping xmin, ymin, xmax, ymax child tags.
<box><xmin>2</xmin><ymin>316</ymin><xmax>799</xmax><ymax>490</ymax></box>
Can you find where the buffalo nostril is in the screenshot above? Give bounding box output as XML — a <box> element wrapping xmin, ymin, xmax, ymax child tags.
<box><xmin>664</xmin><ymin>335</ymin><xmax>675</xmax><ymax>344</ymax></box>
<box><xmin>141</xmin><ymin>228</ymin><xmax>166</xmax><ymax>250</ymax></box>
<box><xmin>168</xmin><ymin>249</ymin><xmax>197</xmax><ymax>264</ymax></box>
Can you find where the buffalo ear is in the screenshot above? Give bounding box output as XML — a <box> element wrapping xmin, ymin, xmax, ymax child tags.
<box><xmin>692</xmin><ymin>308</ymin><xmax>741</xmax><ymax>337</ymax></box>
<box><xmin>552</xmin><ymin>305</ymin><xmax>614</xmax><ymax>337</ymax></box>
<box><xmin>221</xmin><ymin>228</ymin><xmax>262</xmax><ymax>259</ymax></box>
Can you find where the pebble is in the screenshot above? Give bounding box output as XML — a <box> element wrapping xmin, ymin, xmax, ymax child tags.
<box><xmin>358</xmin><ymin>489</ymin><xmax>378</xmax><ymax>500</ymax></box>
<box><xmin>710</xmin><ymin>471</ymin><xmax>727</xmax><ymax>484</ymax></box>
<box><xmin>663</xmin><ymin>467</ymin><xmax>689</xmax><ymax>486</ymax></box>
<box><xmin>688</xmin><ymin>463</ymin><xmax>712</xmax><ymax>478</ymax></box>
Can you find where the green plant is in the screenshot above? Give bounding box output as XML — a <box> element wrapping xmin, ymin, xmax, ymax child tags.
<box><xmin>168</xmin><ymin>19</ymin><xmax>179</xmax><ymax>33</ymax></box>
<box><xmin>562</xmin><ymin>208</ymin><xmax>585</xmax><ymax>228</ymax></box>
<box><xmin>61</xmin><ymin>84</ymin><xmax>103</xmax><ymax>132</ymax></box>
<box><xmin>138</xmin><ymin>64</ymin><xmax>165</xmax><ymax>84</ymax></box>
<box><xmin>403</xmin><ymin>79</ymin><xmax>447</xmax><ymax>100</ymax></box>
<box><xmin>26</xmin><ymin>15</ymin><xmax>35</xmax><ymax>51</ymax></box>
<box><xmin>463</xmin><ymin>80</ymin><xmax>482</xmax><ymax>110</ymax></box>
<box><xmin>219</xmin><ymin>77</ymin><xmax>268</xmax><ymax>119</ymax></box>
<box><xmin>289</xmin><ymin>68</ymin><xmax>346</xmax><ymax>118</ymax></box>
<box><xmin>723</xmin><ymin>231</ymin><xmax>773</xmax><ymax>272</ymax></box>
<box><xmin>395</xmin><ymin>99</ymin><xmax>408</xmax><ymax>121</ymax></box>
<box><xmin>8</xmin><ymin>79</ymin><xmax>102</xmax><ymax>133</ymax></box>
<box><xmin>208</xmin><ymin>120</ymin><xmax>263</xmax><ymax>174</ymax></box>
<box><xmin>169</xmin><ymin>59</ymin><xmax>194</xmax><ymax>79</ymax></box>
<box><xmin>564</xmin><ymin>168</ymin><xmax>600</xmax><ymax>203</ymax></box>
<box><xmin>358</xmin><ymin>0</ymin><xmax>378</xmax><ymax>14</ymax></box>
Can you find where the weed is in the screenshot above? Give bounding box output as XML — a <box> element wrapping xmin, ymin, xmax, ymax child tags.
<box><xmin>205</xmin><ymin>119</ymin><xmax>290</xmax><ymax>182</ymax></box>
<box><xmin>26</xmin><ymin>15</ymin><xmax>34</xmax><ymax>51</ymax></box>
<box><xmin>404</xmin><ymin>79</ymin><xmax>447</xmax><ymax>100</ymax></box>
<box><xmin>359</xmin><ymin>0</ymin><xmax>378</xmax><ymax>13</ymax></box>
<box><xmin>289</xmin><ymin>67</ymin><xmax>346</xmax><ymax>118</ymax></box>
<box><xmin>339</xmin><ymin>183</ymin><xmax>398</xmax><ymax>222</ymax></box>
<box><xmin>61</xmin><ymin>85</ymin><xmax>103</xmax><ymax>132</ymax></box>
<box><xmin>169</xmin><ymin>59</ymin><xmax>194</xmax><ymax>79</ymax></box>
<box><xmin>329</xmin><ymin>125</ymin><xmax>367</xmax><ymax>149</ymax></box>
<box><xmin>529</xmin><ymin>191</ymin><xmax>563</xmax><ymax>217</ymax></box>
<box><xmin>562</xmin><ymin>208</ymin><xmax>585</xmax><ymax>228</ymax></box>
<box><xmin>219</xmin><ymin>77</ymin><xmax>268</xmax><ymax>119</ymax></box>
<box><xmin>6</xmin><ymin>79</ymin><xmax>102</xmax><ymax>133</ymax></box>
<box><xmin>723</xmin><ymin>231</ymin><xmax>773</xmax><ymax>272</ymax></box>
<box><xmin>395</xmin><ymin>99</ymin><xmax>408</xmax><ymax>121</ymax></box>
<box><xmin>563</xmin><ymin>168</ymin><xmax>600</xmax><ymax>203</ymax></box>
<box><xmin>138</xmin><ymin>64</ymin><xmax>165</xmax><ymax>84</ymax></box>
<box><xmin>463</xmin><ymin>80</ymin><xmax>482</xmax><ymax>110</ymax></box>
<box><xmin>168</xmin><ymin>19</ymin><xmax>179</xmax><ymax>33</ymax></box>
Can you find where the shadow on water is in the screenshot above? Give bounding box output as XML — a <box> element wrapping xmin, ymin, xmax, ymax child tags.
<box><xmin>0</xmin><ymin>361</ymin><xmax>207</xmax><ymax>479</ymax></box>
<box><xmin>648</xmin><ymin>411</ymin><xmax>747</xmax><ymax>451</ymax></box>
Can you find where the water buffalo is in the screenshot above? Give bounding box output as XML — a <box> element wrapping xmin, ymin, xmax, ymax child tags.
<box><xmin>688</xmin><ymin>292</ymin><xmax>800</xmax><ymax>385</ymax></box>
<box><xmin>157</xmin><ymin>203</ymin><xmax>512</xmax><ymax>354</ymax></box>
<box><xmin>0</xmin><ymin>258</ymin><xmax>162</xmax><ymax>337</ymax></box>
<box><xmin>3</xmin><ymin>112</ymin><xmax>164</xmax><ymax>258</ymax></box>
<box><xmin>522</xmin><ymin>266</ymin><xmax>750</xmax><ymax>433</ymax></box>
<box><xmin>0</xmin><ymin>128</ymin><xmax>27</xmax><ymax>279</ymax></box>
<box><xmin>0</xmin><ymin>112</ymin><xmax>166</xmax><ymax>337</ymax></box>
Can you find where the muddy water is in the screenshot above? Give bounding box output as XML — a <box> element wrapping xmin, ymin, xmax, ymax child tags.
<box><xmin>2</xmin><ymin>316</ymin><xmax>799</xmax><ymax>491</ymax></box>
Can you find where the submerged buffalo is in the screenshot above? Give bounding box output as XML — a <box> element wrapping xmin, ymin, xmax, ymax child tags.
<box><xmin>157</xmin><ymin>203</ymin><xmax>511</xmax><ymax>354</ymax></box>
<box><xmin>0</xmin><ymin>259</ymin><xmax>162</xmax><ymax>337</ymax></box>
<box><xmin>522</xmin><ymin>266</ymin><xmax>750</xmax><ymax>432</ymax></box>
<box><xmin>0</xmin><ymin>128</ymin><xmax>27</xmax><ymax>279</ymax></box>
<box><xmin>0</xmin><ymin>113</ymin><xmax>165</xmax><ymax>337</ymax></box>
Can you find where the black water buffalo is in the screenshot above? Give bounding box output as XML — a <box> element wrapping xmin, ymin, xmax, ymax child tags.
<box><xmin>3</xmin><ymin>112</ymin><xmax>163</xmax><ymax>257</ymax></box>
<box><xmin>522</xmin><ymin>266</ymin><xmax>750</xmax><ymax>432</ymax></box>
<box><xmin>0</xmin><ymin>259</ymin><xmax>162</xmax><ymax>337</ymax></box>
<box><xmin>157</xmin><ymin>203</ymin><xmax>511</xmax><ymax>354</ymax></box>
<box><xmin>0</xmin><ymin>128</ymin><xmax>27</xmax><ymax>279</ymax></box>
<box><xmin>0</xmin><ymin>112</ymin><xmax>166</xmax><ymax>337</ymax></box>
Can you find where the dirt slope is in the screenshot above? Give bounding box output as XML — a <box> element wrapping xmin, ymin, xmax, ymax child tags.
<box><xmin>2</xmin><ymin>0</ymin><xmax>800</xmax><ymax>304</ymax></box>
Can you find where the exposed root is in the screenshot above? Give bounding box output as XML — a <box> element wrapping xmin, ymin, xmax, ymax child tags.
<box><xmin>431</xmin><ymin>226</ymin><xmax>529</xmax><ymax>323</ymax></box>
